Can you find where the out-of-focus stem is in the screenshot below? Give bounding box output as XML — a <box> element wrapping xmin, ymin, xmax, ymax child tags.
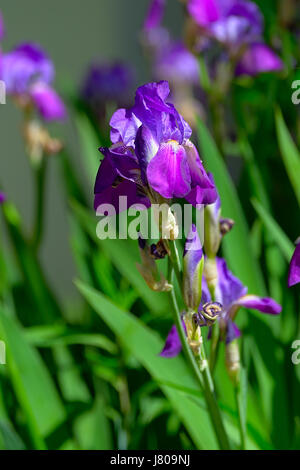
<box><xmin>234</xmin><ymin>383</ymin><xmax>246</xmax><ymax>450</ymax></box>
<box><xmin>31</xmin><ymin>158</ymin><xmax>47</xmax><ymax>252</ymax></box>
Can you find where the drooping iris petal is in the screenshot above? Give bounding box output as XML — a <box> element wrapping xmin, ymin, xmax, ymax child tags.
<box><xmin>235</xmin><ymin>295</ymin><xmax>282</xmax><ymax>315</ymax></box>
<box><xmin>1</xmin><ymin>43</ymin><xmax>54</xmax><ymax>94</ymax></box>
<box><xmin>236</xmin><ymin>42</ymin><xmax>283</xmax><ymax>76</ymax></box>
<box><xmin>183</xmin><ymin>224</ymin><xmax>204</xmax><ymax>310</ymax></box>
<box><xmin>184</xmin><ymin>142</ymin><xmax>218</xmax><ymax>206</ymax></box>
<box><xmin>226</xmin><ymin>320</ymin><xmax>241</xmax><ymax>344</ymax></box>
<box><xmin>94</xmin><ymin>150</ymin><xmax>150</xmax><ymax>213</ymax></box>
<box><xmin>160</xmin><ymin>324</ymin><xmax>182</xmax><ymax>358</ymax></box>
<box><xmin>188</xmin><ymin>0</ymin><xmax>220</xmax><ymax>27</ymax></box>
<box><xmin>144</xmin><ymin>0</ymin><xmax>166</xmax><ymax>31</ymax></box>
<box><xmin>215</xmin><ymin>257</ymin><xmax>247</xmax><ymax>309</ymax></box>
<box><xmin>99</xmin><ymin>146</ymin><xmax>141</xmax><ymax>183</ymax></box>
<box><xmin>30</xmin><ymin>82</ymin><xmax>66</xmax><ymax>121</ymax></box>
<box><xmin>110</xmin><ymin>108</ymin><xmax>142</xmax><ymax>147</ymax></box>
<box><xmin>94</xmin><ymin>180</ymin><xmax>150</xmax><ymax>215</ymax></box>
<box><xmin>147</xmin><ymin>141</ymin><xmax>191</xmax><ymax>198</ymax></box>
<box><xmin>288</xmin><ymin>243</ymin><xmax>300</xmax><ymax>287</ymax></box>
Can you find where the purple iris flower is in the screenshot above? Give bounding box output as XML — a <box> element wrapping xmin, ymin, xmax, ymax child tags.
<box><xmin>0</xmin><ymin>43</ymin><xmax>66</xmax><ymax>121</ymax></box>
<box><xmin>288</xmin><ymin>242</ymin><xmax>300</xmax><ymax>287</ymax></box>
<box><xmin>235</xmin><ymin>42</ymin><xmax>283</xmax><ymax>76</ymax></box>
<box><xmin>154</xmin><ymin>39</ymin><xmax>200</xmax><ymax>85</ymax></box>
<box><xmin>81</xmin><ymin>62</ymin><xmax>134</xmax><ymax>109</ymax></box>
<box><xmin>161</xmin><ymin>256</ymin><xmax>281</xmax><ymax>357</ymax></box>
<box><xmin>187</xmin><ymin>0</ymin><xmax>283</xmax><ymax>75</ymax></box>
<box><xmin>94</xmin><ymin>81</ymin><xmax>217</xmax><ymax>213</ymax></box>
<box><xmin>188</xmin><ymin>0</ymin><xmax>263</xmax><ymax>45</ymax></box>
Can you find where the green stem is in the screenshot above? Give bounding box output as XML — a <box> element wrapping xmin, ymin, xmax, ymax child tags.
<box><xmin>168</xmin><ymin>240</ymin><xmax>182</xmax><ymax>286</ymax></box>
<box><xmin>31</xmin><ymin>158</ymin><xmax>47</xmax><ymax>251</ymax></box>
<box><xmin>209</xmin><ymin>322</ymin><xmax>220</xmax><ymax>373</ymax></box>
<box><xmin>234</xmin><ymin>383</ymin><xmax>246</xmax><ymax>450</ymax></box>
<box><xmin>167</xmin><ymin>260</ymin><xmax>203</xmax><ymax>388</ymax></box>
<box><xmin>195</xmin><ymin>338</ymin><xmax>231</xmax><ymax>450</ymax></box>
<box><xmin>167</xmin><ymin>258</ymin><xmax>230</xmax><ymax>450</ymax></box>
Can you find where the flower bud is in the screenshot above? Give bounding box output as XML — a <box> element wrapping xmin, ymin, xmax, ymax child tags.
<box><xmin>225</xmin><ymin>340</ymin><xmax>240</xmax><ymax>386</ymax></box>
<box><xmin>204</xmin><ymin>199</ymin><xmax>221</xmax><ymax>258</ymax></box>
<box><xmin>137</xmin><ymin>237</ymin><xmax>172</xmax><ymax>292</ymax></box>
<box><xmin>183</xmin><ymin>225</ymin><xmax>204</xmax><ymax>310</ymax></box>
<box><xmin>220</xmin><ymin>218</ymin><xmax>235</xmax><ymax>236</ymax></box>
<box><xmin>200</xmin><ymin>301</ymin><xmax>222</xmax><ymax>326</ymax></box>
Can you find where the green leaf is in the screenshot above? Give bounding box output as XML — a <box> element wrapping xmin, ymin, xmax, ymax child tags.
<box><xmin>196</xmin><ymin>118</ymin><xmax>265</xmax><ymax>295</ymax></box>
<box><xmin>275</xmin><ymin>107</ymin><xmax>300</xmax><ymax>207</ymax></box>
<box><xmin>0</xmin><ymin>420</ymin><xmax>25</xmax><ymax>450</ymax></box>
<box><xmin>74</xmin><ymin>393</ymin><xmax>112</xmax><ymax>450</ymax></box>
<box><xmin>71</xmin><ymin>201</ymin><xmax>169</xmax><ymax>314</ymax></box>
<box><xmin>75</xmin><ymin>112</ymin><xmax>101</xmax><ymax>184</ymax></box>
<box><xmin>0</xmin><ymin>306</ymin><xmax>66</xmax><ymax>448</ymax></box>
<box><xmin>24</xmin><ymin>325</ymin><xmax>117</xmax><ymax>354</ymax></box>
<box><xmin>251</xmin><ymin>198</ymin><xmax>294</xmax><ymax>262</ymax></box>
<box><xmin>75</xmin><ymin>280</ymin><xmax>220</xmax><ymax>449</ymax></box>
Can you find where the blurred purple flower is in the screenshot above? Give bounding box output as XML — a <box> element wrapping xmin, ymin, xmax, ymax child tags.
<box><xmin>0</xmin><ymin>11</ymin><xmax>5</xmax><ymax>40</ymax></box>
<box><xmin>154</xmin><ymin>40</ymin><xmax>199</xmax><ymax>85</ymax></box>
<box><xmin>95</xmin><ymin>81</ymin><xmax>217</xmax><ymax>212</ymax></box>
<box><xmin>0</xmin><ymin>43</ymin><xmax>66</xmax><ymax>121</ymax></box>
<box><xmin>235</xmin><ymin>42</ymin><xmax>283</xmax><ymax>75</ymax></box>
<box><xmin>81</xmin><ymin>62</ymin><xmax>134</xmax><ymax>108</ymax></box>
<box><xmin>187</xmin><ymin>0</ymin><xmax>283</xmax><ymax>76</ymax></box>
<box><xmin>161</xmin><ymin>256</ymin><xmax>281</xmax><ymax>357</ymax></box>
<box><xmin>288</xmin><ymin>242</ymin><xmax>300</xmax><ymax>287</ymax></box>
<box><xmin>144</xmin><ymin>0</ymin><xmax>166</xmax><ymax>31</ymax></box>
<box><xmin>0</xmin><ymin>192</ymin><xmax>6</xmax><ymax>204</ymax></box>
<box><xmin>188</xmin><ymin>0</ymin><xmax>263</xmax><ymax>45</ymax></box>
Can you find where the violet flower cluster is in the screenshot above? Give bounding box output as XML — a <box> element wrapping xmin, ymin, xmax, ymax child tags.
<box><xmin>188</xmin><ymin>0</ymin><xmax>283</xmax><ymax>75</ymax></box>
<box><xmin>80</xmin><ymin>61</ymin><xmax>134</xmax><ymax>121</ymax></box>
<box><xmin>0</xmin><ymin>33</ymin><xmax>66</xmax><ymax>121</ymax></box>
<box><xmin>145</xmin><ymin>0</ymin><xmax>283</xmax><ymax>77</ymax></box>
<box><xmin>94</xmin><ymin>80</ymin><xmax>217</xmax><ymax>214</ymax></box>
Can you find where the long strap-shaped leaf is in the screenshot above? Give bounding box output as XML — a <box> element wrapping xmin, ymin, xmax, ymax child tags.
<box><xmin>275</xmin><ymin>107</ymin><xmax>300</xmax><ymax>207</ymax></box>
<box><xmin>197</xmin><ymin>118</ymin><xmax>266</xmax><ymax>295</ymax></box>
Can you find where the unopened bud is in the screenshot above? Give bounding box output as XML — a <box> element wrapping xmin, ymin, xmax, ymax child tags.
<box><xmin>203</xmin><ymin>257</ymin><xmax>218</xmax><ymax>293</ymax></box>
<box><xmin>220</xmin><ymin>218</ymin><xmax>235</xmax><ymax>236</ymax></box>
<box><xmin>137</xmin><ymin>237</ymin><xmax>172</xmax><ymax>292</ymax></box>
<box><xmin>150</xmin><ymin>240</ymin><xmax>169</xmax><ymax>260</ymax></box>
<box><xmin>183</xmin><ymin>225</ymin><xmax>204</xmax><ymax>310</ymax></box>
<box><xmin>225</xmin><ymin>340</ymin><xmax>240</xmax><ymax>385</ymax></box>
<box><xmin>204</xmin><ymin>204</ymin><xmax>221</xmax><ymax>258</ymax></box>
<box><xmin>200</xmin><ymin>302</ymin><xmax>222</xmax><ymax>326</ymax></box>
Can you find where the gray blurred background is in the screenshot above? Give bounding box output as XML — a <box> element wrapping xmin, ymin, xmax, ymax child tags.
<box><xmin>0</xmin><ymin>0</ymin><xmax>182</xmax><ymax>304</ymax></box>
